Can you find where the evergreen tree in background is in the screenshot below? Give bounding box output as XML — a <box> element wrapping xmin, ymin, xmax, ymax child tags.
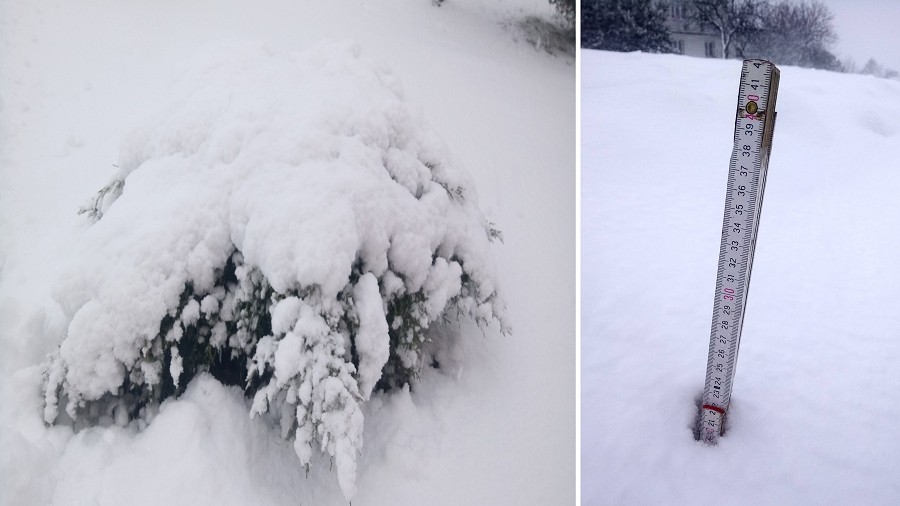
<box><xmin>550</xmin><ymin>0</ymin><xmax>576</xmax><ymax>26</ymax></box>
<box><xmin>740</xmin><ymin>0</ymin><xmax>840</xmax><ymax>70</ymax></box>
<box><xmin>582</xmin><ymin>0</ymin><xmax>673</xmax><ymax>53</ymax></box>
<box><xmin>860</xmin><ymin>58</ymin><xmax>883</xmax><ymax>76</ymax></box>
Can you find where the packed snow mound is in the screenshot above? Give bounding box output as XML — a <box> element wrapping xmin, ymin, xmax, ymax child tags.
<box><xmin>42</xmin><ymin>41</ymin><xmax>506</xmax><ymax>500</ymax></box>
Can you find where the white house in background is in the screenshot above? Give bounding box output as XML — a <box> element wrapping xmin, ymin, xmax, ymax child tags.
<box><xmin>659</xmin><ymin>0</ymin><xmax>720</xmax><ymax>58</ymax></box>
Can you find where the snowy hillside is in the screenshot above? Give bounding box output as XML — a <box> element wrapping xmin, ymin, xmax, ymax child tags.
<box><xmin>0</xmin><ymin>2</ymin><xmax>575</xmax><ymax>505</ymax></box>
<box><xmin>582</xmin><ymin>49</ymin><xmax>900</xmax><ymax>504</ymax></box>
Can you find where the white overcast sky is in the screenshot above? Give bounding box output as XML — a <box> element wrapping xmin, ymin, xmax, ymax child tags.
<box><xmin>819</xmin><ymin>0</ymin><xmax>900</xmax><ymax>71</ymax></box>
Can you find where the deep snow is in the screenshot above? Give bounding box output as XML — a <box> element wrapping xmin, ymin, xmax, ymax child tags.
<box><xmin>582</xmin><ymin>49</ymin><xmax>900</xmax><ymax>504</ymax></box>
<box><xmin>0</xmin><ymin>1</ymin><xmax>575</xmax><ymax>505</ymax></box>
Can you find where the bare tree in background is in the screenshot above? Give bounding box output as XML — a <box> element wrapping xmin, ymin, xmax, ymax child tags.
<box><xmin>689</xmin><ymin>0</ymin><xmax>765</xmax><ymax>59</ymax></box>
<box><xmin>859</xmin><ymin>58</ymin><xmax>899</xmax><ymax>79</ymax></box>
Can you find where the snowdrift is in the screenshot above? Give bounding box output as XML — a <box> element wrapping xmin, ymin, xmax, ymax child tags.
<box><xmin>583</xmin><ymin>49</ymin><xmax>900</xmax><ymax>504</ymax></box>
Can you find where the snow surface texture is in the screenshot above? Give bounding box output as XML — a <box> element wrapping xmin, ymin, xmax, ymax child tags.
<box><xmin>583</xmin><ymin>49</ymin><xmax>900</xmax><ymax>504</ymax></box>
<box><xmin>0</xmin><ymin>1</ymin><xmax>574</xmax><ymax>505</ymax></box>
<box><xmin>40</xmin><ymin>40</ymin><xmax>508</xmax><ymax>500</ymax></box>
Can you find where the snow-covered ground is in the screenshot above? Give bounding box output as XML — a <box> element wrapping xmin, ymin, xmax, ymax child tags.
<box><xmin>0</xmin><ymin>2</ymin><xmax>575</xmax><ymax>505</ymax></box>
<box><xmin>582</xmin><ymin>49</ymin><xmax>900</xmax><ymax>504</ymax></box>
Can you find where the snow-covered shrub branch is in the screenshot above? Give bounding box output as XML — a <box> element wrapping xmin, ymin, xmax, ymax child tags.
<box><xmin>77</xmin><ymin>172</ymin><xmax>123</xmax><ymax>222</ymax></box>
<box><xmin>41</xmin><ymin>41</ymin><xmax>507</xmax><ymax>500</ymax></box>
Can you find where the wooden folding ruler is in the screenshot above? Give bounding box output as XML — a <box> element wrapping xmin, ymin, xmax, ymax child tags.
<box><xmin>699</xmin><ymin>59</ymin><xmax>779</xmax><ymax>444</ymax></box>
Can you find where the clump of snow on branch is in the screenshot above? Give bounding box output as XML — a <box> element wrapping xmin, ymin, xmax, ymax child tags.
<box><xmin>42</xmin><ymin>41</ymin><xmax>507</xmax><ymax>500</ymax></box>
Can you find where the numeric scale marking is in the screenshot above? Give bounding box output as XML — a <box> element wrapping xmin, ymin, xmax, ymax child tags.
<box><xmin>699</xmin><ymin>60</ymin><xmax>779</xmax><ymax>444</ymax></box>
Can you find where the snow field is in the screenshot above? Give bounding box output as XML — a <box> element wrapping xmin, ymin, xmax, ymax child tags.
<box><xmin>582</xmin><ymin>49</ymin><xmax>900</xmax><ymax>505</ymax></box>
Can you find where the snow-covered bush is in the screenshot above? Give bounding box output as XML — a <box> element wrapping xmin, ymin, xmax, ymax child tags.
<box><xmin>42</xmin><ymin>41</ymin><xmax>507</xmax><ymax>499</ymax></box>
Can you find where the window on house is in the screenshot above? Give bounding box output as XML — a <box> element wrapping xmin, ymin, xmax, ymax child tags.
<box><xmin>674</xmin><ymin>40</ymin><xmax>685</xmax><ymax>54</ymax></box>
<box><xmin>671</xmin><ymin>2</ymin><xmax>684</xmax><ymax>20</ymax></box>
<box><xmin>705</xmin><ymin>41</ymin><xmax>716</xmax><ymax>57</ymax></box>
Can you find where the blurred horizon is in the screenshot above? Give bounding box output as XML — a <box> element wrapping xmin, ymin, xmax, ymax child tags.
<box><xmin>818</xmin><ymin>0</ymin><xmax>900</xmax><ymax>73</ymax></box>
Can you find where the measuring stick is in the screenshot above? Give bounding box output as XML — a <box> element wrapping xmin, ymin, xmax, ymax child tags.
<box><xmin>699</xmin><ymin>60</ymin><xmax>779</xmax><ymax>444</ymax></box>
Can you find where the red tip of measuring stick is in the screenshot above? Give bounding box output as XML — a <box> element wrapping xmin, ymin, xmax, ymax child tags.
<box><xmin>702</xmin><ymin>404</ymin><xmax>726</xmax><ymax>415</ymax></box>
